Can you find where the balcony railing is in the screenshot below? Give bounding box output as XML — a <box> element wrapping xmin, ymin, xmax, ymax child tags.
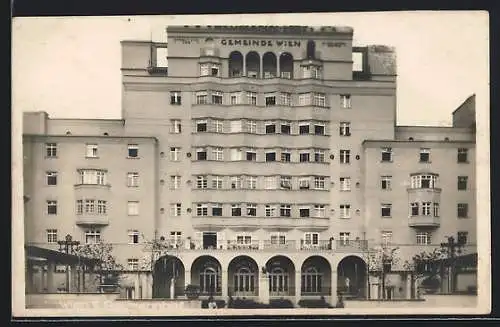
<box><xmin>75</xmin><ymin>215</ymin><xmax>109</xmax><ymax>226</ymax></box>
<box><xmin>408</xmin><ymin>216</ymin><xmax>440</xmax><ymax>228</ymax></box>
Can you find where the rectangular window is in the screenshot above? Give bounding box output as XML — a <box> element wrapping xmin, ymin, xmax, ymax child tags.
<box><xmin>419</xmin><ymin>148</ymin><xmax>431</xmax><ymax>163</ymax></box>
<box><xmin>280</xmin><ymin>93</ymin><xmax>291</xmax><ymax>106</ymax></box>
<box><xmin>381</xmin><ymin>176</ymin><xmax>392</xmax><ymax>190</ymax></box>
<box><xmin>298</xmin><ymin>93</ymin><xmax>311</xmax><ymax>106</ymax></box>
<box><xmin>127</xmin><ymin>259</ymin><xmax>139</xmax><ymax>271</ymax></box>
<box><xmin>314</xmin><ymin>149</ymin><xmax>325</xmax><ymax>163</ymax></box>
<box><xmin>170</xmin><ymin>147</ymin><xmax>181</xmax><ymax>161</ymax></box>
<box><xmin>196</xmin><ymin>120</ymin><xmax>207</xmax><ymax>132</ymax></box>
<box><xmin>170</xmin><ymin>91</ymin><xmax>182</xmax><ymax>105</ymax></box>
<box><xmin>170</xmin><ymin>203</ymin><xmax>182</xmax><ymax>217</ymax></box>
<box><xmin>247</xmin><ymin>176</ymin><xmax>257</xmax><ymax>189</ymax></box>
<box><xmin>246</xmin><ymin>120</ymin><xmax>257</xmax><ymax>133</ymax></box>
<box><xmin>304</xmin><ymin>232</ymin><xmax>319</xmax><ymax>246</ymax></box>
<box><xmin>127</xmin><ymin>144</ymin><xmax>139</xmax><ymax>158</ymax></box>
<box><xmin>213</xmin><ymin>120</ymin><xmax>224</xmax><ymax>133</ymax></box>
<box><xmin>313</xmin><ymin>205</ymin><xmax>325</xmax><ymax>218</ymax></box>
<box><xmin>47</xmin><ymin>229</ymin><xmax>58</xmax><ymax>243</ymax></box>
<box><xmin>230</xmin><ymin>176</ymin><xmax>242</xmax><ymax>189</ymax></box>
<box><xmin>281</xmin><ymin>149</ymin><xmax>291</xmax><ymax>163</ymax></box>
<box><xmin>340</xmin><ymin>150</ymin><xmax>350</xmax><ymax>164</ymax></box>
<box><xmin>246</xmin><ymin>92</ymin><xmax>257</xmax><ymax>105</ymax></box>
<box><xmin>85</xmin><ymin>229</ymin><xmax>101</xmax><ymax>244</ymax></box>
<box><xmin>340</xmin><ymin>94</ymin><xmax>351</xmax><ymax>108</ymax></box>
<box><xmin>212</xmin><ymin>176</ymin><xmax>224</xmax><ymax>189</ymax></box>
<box><xmin>339</xmin><ymin>177</ymin><xmax>351</xmax><ymax>191</ymax></box>
<box><xmin>230</xmin><ymin>92</ymin><xmax>243</xmax><ymax>105</ymax></box>
<box><xmin>280</xmin><ymin>176</ymin><xmax>292</xmax><ymax>190</ymax></box>
<box><xmin>230</xmin><ymin>120</ymin><xmax>242</xmax><ymax>133</ymax></box>
<box><xmin>457</xmin><ymin>231</ymin><xmax>468</xmax><ymax>245</ymax></box>
<box><xmin>280</xmin><ymin>122</ymin><xmax>291</xmax><ymax>135</ymax></box>
<box><xmin>265</xmin><ymin>95</ymin><xmax>276</xmax><ymax>106</ymax></box>
<box><xmin>457</xmin><ymin>203</ymin><xmax>469</xmax><ymax>218</ymax></box>
<box><xmin>78</xmin><ymin>169</ymin><xmax>107</xmax><ymax>185</ymax></box>
<box><xmin>314</xmin><ymin>123</ymin><xmax>325</xmax><ymax>135</ymax></box>
<box><xmin>76</xmin><ymin>200</ymin><xmax>83</xmax><ymax>215</ymax></box>
<box><xmin>339</xmin><ymin>122</ymin><xmax>351</xmax><ymax>136</ymax></box>
<box><xmin>196</xmin><ymin>148</ymin><xmax>207</xmax><ymax>161</ymax></box>
<box><xmin>246</xmin><ymin>149</ymin><xmax>257</xmax><ymax>161</ymax></box>
<box><xmin>433</xmin><ymin>203</ymin><xmax>440</xmax><ymax>217</ymax></box>
<box><xmin>210</xmin><ymin>64</ymin><xmax>220</xmax><ymax>77</ymax></box>
<box><xmin>195</xmin><ymin>91</ymin><xmax>208</xmax><ymax>104</ymax></box>
<box><xmin>171</xmin><ymin>120</ymin><xmax>182</xmax><ymax>133</ymax></box>
<box><xmin>170</xmin><ymin>175</ymin><xmax>181</xmax><ymax>189</ymax></box>
<box><xmin>339</xmin><ymin>204</ymin><xmax>351</xmax><ymax>219</ymax></box>
<box><xmin>127</xmin><ymin>172</ymin><xmax>139</xmax><ymax>187</ymax></box>
<box><xmin>265</xmin><ymin>151</ymin><xmax>276</xmax><ymax>162</ymax></box>
<box><xmin>265</xmin><ymin>205</ymin><xmax>277</xmax><ymax>217</ymax></box>
<box><xmin>231</xmin><ymin>204</ymin><xmax>242</xmax><ymax>217</ymax></box>
<box><xmin>212</xmin><ymin>147</ymin><xmax>224</xmax><ymax>161</ymax></box>
<box><xmin>127</xmin><ymin>201</ymin><xmax>139</xmax><ymax>216</ymax></box>
<box><xmin>458</xmin><ymin>176</ymin><xmax>468</xmax><ymax>190</ymax></box>
<box><xmin>381</xmin><ymin>147</ymin><xmax>392</xmax><ymax>162</ymax></box>
<box><xmin>299</xmin><ymin>123</ymin><xmax>310</xmax><ymax>135</ymax></box>
<box><xmin>46</xmin><ymin>171</ymin><xmax>58</xmax><ymax>186</ymax></box>
<box><xmin>299</xmin><ymin>152</ymin><xmax>310</xmax><ymax>163</ymax></box>
<box><xmin>381</xmin><ymin>231</ymin><xmax>393</xmax><ymax>246</ymax></box>
<box><xmin>45</xmin><ymin>143</ymin><xmax>57</xmax><ymax>157</ymax></box>
<box><xmin>339</xmin><ymin>232</ymin><xmax>350</xmax><ymax>245</ymax></box>
<box><xmin>299</xmin><ymin>207</ymin><xmax>310</xmax><ymax>218</ymax></box>
<box><xmin>280</xmin><ymin>204</ymin><xmax>291</xmax><ymax>217</ymax></box>
<box><xmin>230</xmin><ymin>148</ymin><xmax>243</xmax><ymax>161</ymax></box>
<box><xmin>416</xmin><ymin>232</ymin><xmax>431</xmax><ymax>245</ymax></box>
<box><xmin>247</xmin><ymin>203</ymin><xmax>257</xmax><ymax>216</ymax></box>
<box><xmin>299</xmin><ymin>177</ymin><xmax>310</xmax><ymax>190</ymax></box>
<box><xmin>410</xmin><ymin>202</ymin><xmax>419</xmax><ymax>216</ymax></box>
<box><xmin>196</xmin><ymin>204</ymin><xmax>208</xmax><ymax>216</ymax></box>
<box><xmin>200</xmin><ymin>64</ymin><xmax>210</xmax><ymax>76</ymax></box>
<box><xmin>128</xmin><ymin>230</ymin><xmax>140</xmax><ymax>244</ymax></box>
<box><xmin>381</xmin><ymin>204</ymin><xmax>392</xmax><ymax>217</ymax></box>
<box><xmin>47</xmin><ymin>200</ymin><xmax>57</xmax><ymax>215</ymax></box>
<box><xmin>264</xmin><ymin>176</ymin><xmax>277</xmax><ymax>190</ymax></box>
<box><xmin>196</xmin><ymin>175</ymin><xmax>208</xmax><ymax>189</ymax></box>
<box><xmin>97</xmin><ymin>200</ymin><xmax>107</xmax><ymax>214</ymax></box>
<box><xmin>265</xmin><ymin>122</ymin><xmax>276</xmax><ymax>134</ymax></box>
<box><xmin>457</xmin><ymin>148</ymin><xmax>468</xmax><ymax>163</ymax></box>
<box><xmin>422</xmin><ymin>202</ymin><xmax>432</xmax><ymax>216</ymax></box>
<box><xmin>212</xmin><ymin>203</ymin><xmax>223</xmax><ymax>216</ymax></box>
<box><xmin>86</xmin><ymin>144</ymin><xmax>98</xmax><ymax>158</ymax></box>
<box><xmin>84</xmin><ymin>200</ymin><xmax>95</xmax><ymax>214</ymax></box>
<box><xmin>314</xmin><ymin>176</ymin><xmax>325</xmax><ymax>190</ymax></box>
<box><xmin>411</xmin><ymin>174</ymin><xmax>438</xmax><ymax>189</ymax></box>
<box><xmin>212</xmin><ymin>91</ymin><xmax>223</xmax><ymax>104</ymax></box>
<box><xmin>270</xmin><ymin>233</ymin><xmax>286</xmax><ymax>244</ymax></box>
<box><xmin>236</xmin><ymin>234</ymin><xmax>252</xmax><ymax>245</ymax></box>
<box><xmin>313</xmin><ymin>93</ymin><xmax>326</xmax><ymax>107</ymax></box>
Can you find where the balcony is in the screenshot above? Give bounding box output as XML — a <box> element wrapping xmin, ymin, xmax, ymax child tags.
<box><xmin>75</xmin><ymin>215</ymin><xmax>109</xmax><ymax>226</ymax></box>
<box><xmin>191</xmin><ymin>216</ymin><xmax>330</xmax><ymax>230</ymax></box>
<box><xmin>190</xmin><ymin>161</ymin><xmax>330</xmax><ymax>176</ymax></box>
<box><xmin>407</xmin><ymin>187</ymin><xmax>441</xmax><ymax>202</ymax></box>
<box><xmin>408</xmin><ymin>215</ymin><xmax>440</xmax><ymax>228</ymax></box>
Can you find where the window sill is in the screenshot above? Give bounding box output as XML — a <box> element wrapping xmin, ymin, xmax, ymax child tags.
<box><xmin>457</xmin><ymin>161</ymin><xmax>470</xmax><ymax>164</ymax></box>
<box><xmin>380</xmin><ymin>160</ymin><xmax>393</xmax><ymax>163</ymax></box>
<box><xmin>381</xmin><ymin>216</ymin><xmax>392</xmax><ymax>218</ymax></box>
<box><xmin>44</xmin><ymin>156</ymin><xmax>58</xmax><ymax>159</ymax></box>
<box><xmin>85</xmin><ymin>156</ymin><xmax>100</xmax><ymax>159</ymax></box>
<box><xmin>126</xmin><ymin>157</ymin><xmax>141</xmax><ymax>159</ymax></box>
<box><xmin>419</xmin><ymin>161</ymin><xmax>432</xmax><ymax>164</ymax></box>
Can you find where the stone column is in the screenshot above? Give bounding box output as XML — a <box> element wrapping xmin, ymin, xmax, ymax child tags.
<box><xmin>406</xmin><ymin>273</ymin><xmax>412</xmax><ymax>299</ymax></box>
<box><xmin>330</xmin><ymin>270</ymin><xmax>338</xmax><ymax>306</ymax></box>
<box><xmin>258</xmin><ymin>273</ymin><xmax>269</xmax><ymax>304</ymax></box>
<box><xmin>295</xmin><ymin>271</ymin><xmax>301</xmax><ymax>304</ymax></box>
<box><xmin>70</xmin><ymin>265</ymin><xmax>77</xmax><ymax>292</ymax></box>
<box><xmin>276</xmin><ymin>55</ymin><xmax>281</xmax><ymax>78</ymax></box>
<box><xmin>134</xmin><ymin>273</ymin><xmax>140</xmax><ymax>299</ymax></box>
<box><xmin>185</xmin><ymin>270</ymin><xmax>191</xmax><ymax>287</ymax></box>
<box><xmin>259</xmin><ymin>55</ymin><xmax>263</xmax><ymax>79</ymax></box>
<box><xmin>221</xmin><ymin>270</ymin><xmax>228</xmax><ymax>299</ymax></box>
<box><xmin>242</xmin><ymin>55</ymin><xmax>246</xmax><ymax>77</ymax></box>
<box><xmin>46</xmin><ymin>263</ymin><xmax>56</xmax><ymax>293</ymax></box>
<box><xmin>170</xmin><ymin>277</ymin><xmax>175</xmax><ymax>299</ymax></box>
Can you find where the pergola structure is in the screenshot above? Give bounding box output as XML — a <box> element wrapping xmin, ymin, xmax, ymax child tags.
<box><xmin>25</xmin><ymin>245</ymin><xmax>99</xmax><ymax>293</ymax></box>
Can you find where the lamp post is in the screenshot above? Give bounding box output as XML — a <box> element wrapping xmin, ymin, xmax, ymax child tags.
<box><xmin>440</xmin><ymin>236</ymin><xmax>464</xmax><ymax>293</ymax></box>
<box><xmin>57</xmin><ymin>234</ymin><xmax>80</xmax><ymax>292</ymax></box>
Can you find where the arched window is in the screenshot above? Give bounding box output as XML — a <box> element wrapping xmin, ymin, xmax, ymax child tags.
<box><xmin>307</xmin><ymin>40</ymin><xmax>316</xmax><ymax>59</ymax></box>
<box><xmin>228</xmin><ymin>51</ymin><xmax>243</xmax><ymax>77</ymax></box>
<box><xmin>268</xmin><ymin>267</ymin><xmax>289</xmax><ymax>294</ymax></box>
<box><xmin>262</xmin><ymin>52</ymin><xmax>277</xmax><ymax>78</ymax></box>
<box><xmin>301</xmin><ymin>266</ymin><xmax>322</xmax><ymax>293</ymax></box>
<box><xmin>279</xmin><ymin>52</ymin><xmax>294</xmax><ymax>79</ymax></box>
<box><xmin>234</xmin><ymin>267</ymin><xmax>256</xmax><ymax>294</ymax></box>
<box><xmin>199</xmin><ymin>266</ymin><xmax>220</xmax><ymax>294</ymax></box>
<box><xmin>245</xmin><ymin>52</ymin><xmax>260</xmax><ymax>78</ymax></box>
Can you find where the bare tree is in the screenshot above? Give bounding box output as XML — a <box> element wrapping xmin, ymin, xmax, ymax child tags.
<box><xmin>366</xmin><ymin>244</ymin><xmax>401</xmax><ymax>299</ymax></box>
<box><xmin>403</xmin><ymin>247</ymin><xmax>447</xmax><ymax>298</ymax></box>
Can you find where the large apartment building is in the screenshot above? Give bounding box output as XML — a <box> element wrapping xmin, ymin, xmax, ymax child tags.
<box><xmin>23</xmin><ymin>25</ymin><xmax>477</xmax><ymax>304</ymax></box>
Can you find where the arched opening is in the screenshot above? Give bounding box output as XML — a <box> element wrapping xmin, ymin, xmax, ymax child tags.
<box><xmin>228</xmin><ymin>51</ymin><xmax>243</xmax><ymax>77</ymax></box>
<box><xmin>262</xmin><ymin>52</ymin><xmax>277</xmax><ymax>78</ymax></box>
<box><xmin>301</xmin><ymin>256</ymin><xmax>331</xmax><ymax>296</ymax></box>
<box><xmin>266</xmin><ymin>255</ymin><xmax>295</xmax><ymax>297</ymax></box>
<box><xmin>152</xmin><ymin>255</ymin><xmax>185</xmax><ymax>298</ymax></box>
<box><xmin>245</xmin><ymin>51</ymin><xmax>260</xmax><ymax>78</ymax></box>
<box><xmin>228</xmin><ymin>256</ymin><xmax>258</xmax><ymax>297</ymax></box>
<box><xmin>279</xmin><ymin>52</ymin><xmax>294</xmax><ymax>79</ymax></box>
<box><xmin>191</xmin><ymin>256</ymin><xmax>222</xmax><ymax>296</ymax></box>
<box><xmin>337</xmin><ymin>255</ymin><xmax>367</xmax><ymax>299</ymax></box>
<box><xmin>307</xmin><ymin>40</ymin><xmax>316</xmax><ymax>59</ymax></box>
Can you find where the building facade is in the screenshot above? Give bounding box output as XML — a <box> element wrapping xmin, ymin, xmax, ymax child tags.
<box><xmin>23</xmin><ymin>25</ymin><xmax>477</xmax><ymax>304</ymax></box>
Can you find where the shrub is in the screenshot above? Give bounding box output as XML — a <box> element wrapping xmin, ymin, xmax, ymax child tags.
<box><xmin>269</xmin><ymin>298</ymin><xmax>294</xmax><ymax>308</ymax></box>
<box><xmin>185</xmin><ymin>284</ymin><xmax>201</xmax><ymax>300</ymax></box>
<box><xmin>421</xmin><ymin>276</ymin><xmax>440</xmax><ymax>290</ymax></box>
<box><xmin>201</xmin><ymin>299</ymin><xmax>226</xmax><ymax>308</ymax></box>
<box><xmin>231</xmin><ymin>298</ymin><xmax>268</xmax><ymax>308</ymax></box>
<box><xmin>298</xmin><ymin>298</ymin><xmax>334</xmax><ymax>308</ymax></box>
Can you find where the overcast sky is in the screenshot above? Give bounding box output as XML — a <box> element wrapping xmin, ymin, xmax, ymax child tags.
<box><xmin>12</xmin><ymin>12</ymin><xmax>489</xmax><ymax>126</ymax></box>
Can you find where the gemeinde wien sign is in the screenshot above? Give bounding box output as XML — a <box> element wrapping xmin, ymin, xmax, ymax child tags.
<box><xmin>220</xmin><ymin>39</ymin><xmax>302</xmax><ymax>47</ymax></box>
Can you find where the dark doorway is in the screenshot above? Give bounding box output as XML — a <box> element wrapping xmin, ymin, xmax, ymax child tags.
<box><xmin>152</xmin><ymin>256</ymin><xmax>185</xmax><ymax>299</ymax></box>
<box><xmin>337</xmin><ymin>255</ymin><xmax>367</xmax><ymax>298</ymax></box>
<box><xmin>203</xmin><ymin>232</ymin><xmax>217</xmax><ymax>249</ymax></box>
